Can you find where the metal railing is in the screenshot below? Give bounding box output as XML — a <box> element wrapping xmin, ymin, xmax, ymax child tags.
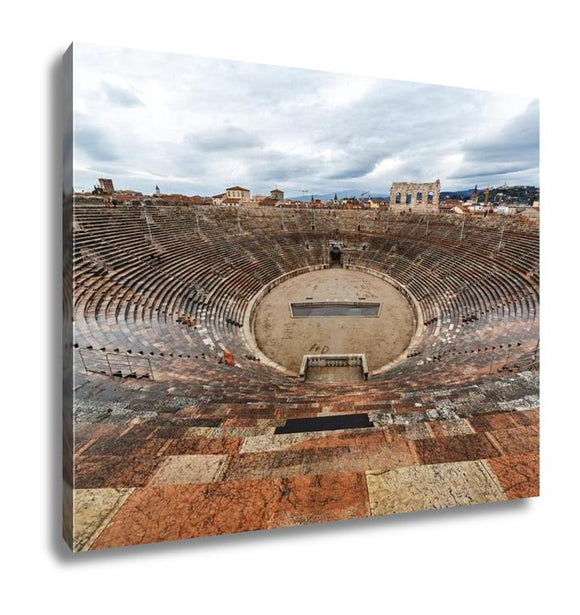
<box><xmin>299</xmin><ymin>353</ymin><xmax>368</xmax><ymax>381</ymax></box>
<box><xmin>77</xmin><ymin>348</ymin><xmax>154</xmax><ymax>380</ymax></box>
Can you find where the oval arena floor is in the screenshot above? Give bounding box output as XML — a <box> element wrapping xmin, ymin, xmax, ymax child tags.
<box><xmin>253</xmin><ymin>268</ymin><xmax>415</xmax><ymax>373</ymax></box>
<box><xmin>69</xmin><ymin>205</ymin><xmax>539</xmax><ymax>551</ymax></box>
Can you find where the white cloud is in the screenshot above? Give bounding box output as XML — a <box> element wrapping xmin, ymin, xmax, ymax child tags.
<box><xmin>73</xmin><ymin>43</ymin><xmax>539</xmax><ymax>195</ymax></box>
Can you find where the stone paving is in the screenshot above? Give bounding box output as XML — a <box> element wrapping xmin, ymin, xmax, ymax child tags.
<box><xmin>70</xmin><ymin>368</ymin><xmax>539</xmax><ymax>551</ymax></box>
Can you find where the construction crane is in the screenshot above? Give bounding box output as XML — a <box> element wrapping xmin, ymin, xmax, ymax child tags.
<box><xmin>360</xmin><ymin>191</ymin><xmax>371</xmax><ymax>211</ymax></box>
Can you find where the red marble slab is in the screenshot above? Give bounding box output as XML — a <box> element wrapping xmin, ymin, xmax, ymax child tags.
<box><xmin>223</xmin><ymin>437</ymin><xmax>416</xmax><ymax>481</ymax></box>
<box><xmin>82</xmin><ymin>437</ymin><xmax>168</xmax><ymax>458</ymax></box>
<box><xmin>487</xmin><ymin>425</ymin><xmax>539</xmax><ymax>456</ymax></box>
<box><xmin>287</xmin><ymin>429</ymin><xmax>388</xmax><ymax>452</ymax></box>
<box><xmin>414</xmin><ymin>432</ymin><xmax>502</xmax><ymax>465</ymax></box>
<box><xmin>74</xmin><ymin>423</ymin><xmax>125</xmax><ymax>447</ymax></box>
<box><xmin>486</xmin><ymin>453</ymin><xmax>539</xmax><ymax>499</ymax></box>
<box><xmin>74</xmin><ymin>454</ymin><xmax>163</xmax><ymax>489</ymax></box>
<box><xmin>510</xmin><ymin>409</ymin><xmax>539</xmax><ymax>427</ymax></box>
<box><xmin>269</xmin><ymin>472</ymin><xmax>370</xmax><ymax>528</ymax></box>
<box><xmin>142</xmin><ymin>423</ymin><xmax>192</xmax><ymax>439</ymax></box>
<box><xmin>229</xmin><ymin>407</ymin><xmax>279</xmax><ymax>420</ymax></box>
<box><xmin>117</xmin><ymin>423</ymin><xmax>162</xmax><ymax>439</ymax></box>
<box><xmin>222</xmin><ymin>446</ymin><xmax>352</xmax><ymax>481</ymax></box>
<box><xmin>222</xmin><ymin>418</ymin><xmax>279</xmax><ymax>427</ymax></box>
<box><xmin>426</xmin><ymin>422</ymin><xmax>446</xmax><ymax>438</ymax></box>
<box><xmin>467</xmin><ymin>413</ymin><xmax>518</xmax><ymax>432</ymax></box>
<box><xmin>164</xmin><ymin>436</ymin><xmax>243</xmax><ymax>456</ymax></box>
<box><xmin>91</xmin><ymin>478</ymin><xmax>281</xmax><ymax>549</ymax></box>
<box><xmin>381</xmin><ymin>424</ymin><xmax>407</xmax><ymax>439</ymax></box>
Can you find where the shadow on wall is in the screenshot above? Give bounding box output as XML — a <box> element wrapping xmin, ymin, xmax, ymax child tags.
<box><xmin>48</xmin><ymin>50</ymin><xmax>66</xmax><ymax>560</ymax></box>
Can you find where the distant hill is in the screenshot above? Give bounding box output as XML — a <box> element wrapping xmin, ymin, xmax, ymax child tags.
<box><xmin>290</xmin><ymin>189</ymin><xmax>475</xmax><ymax>202</ymax></box>
<box><xmin>288</xmin><ymin>189</ymin><xmax>390</xmax><ymax>202</ymax></box>
<box><xmin>440</xmin><ymin>189</ymin><xmax>474</xmax><ymax>199</ymax></box>
<box><xmin>288</xmin><ymin>185</ymin><xmax>539</xmax><ymax>204</ymax></box>
<box><xmin>442</xmin><ymin>186</ymin><xmax>539</xmax><ymax>205</ymax></box>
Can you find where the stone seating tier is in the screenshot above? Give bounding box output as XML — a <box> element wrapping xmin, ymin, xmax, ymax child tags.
<box><xmin>73</xmin><ymin>205</ymin><xmax>538</xmax><ymax>389</ymax></box>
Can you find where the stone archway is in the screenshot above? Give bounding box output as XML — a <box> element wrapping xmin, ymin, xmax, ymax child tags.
<box><xmin>329</xmin><ymin>240</ymin><xmax>343</xmax><ymax>268</ymax></box>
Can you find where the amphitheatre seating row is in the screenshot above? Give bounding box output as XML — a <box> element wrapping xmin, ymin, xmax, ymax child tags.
<box><xmin>72</xmin><ymin>204</ymin><xmax>539</xmax><ymax>388</ymax></box>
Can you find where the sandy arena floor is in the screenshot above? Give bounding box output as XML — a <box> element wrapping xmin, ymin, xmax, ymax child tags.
<box><xmin>254</xmin><ymin>268</ymin><xmax>415</xmax><ymax>373</ymax></box>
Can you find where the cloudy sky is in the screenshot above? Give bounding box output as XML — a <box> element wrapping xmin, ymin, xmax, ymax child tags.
<box><xmin>73</xmin><ymin>43</ymin><xmax>539</xmax><ymax>197</ymax></box>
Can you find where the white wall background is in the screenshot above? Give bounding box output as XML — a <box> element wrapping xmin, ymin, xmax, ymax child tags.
<box><xmin>2</xmin><ymin>1</ymin><xmax>577</xmax><ymax>613</ymax></box>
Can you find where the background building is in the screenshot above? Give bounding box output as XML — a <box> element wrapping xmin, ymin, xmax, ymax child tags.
<box><xmin>226</xmin><ymin>186</ymin><xmax>251</xmax><ymax>203</ymax></box>
<box><xmin>98</xmin><ymin>178</ymin><xmax>114</xmax><ymax>194</ymax></box>
<box><xmin>270</xmin><ymin>188</ymin><xmax>284</xmax><ymax>202</ymax></box>
<box><xmin>390</xmin><ymin>179</ymin><xmax>440</xmax><ymax>211</ymax></box>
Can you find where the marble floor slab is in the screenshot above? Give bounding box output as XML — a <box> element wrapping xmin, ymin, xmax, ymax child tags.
<box><xmin>73</xmin><ymin>488</ymin><xmax>134</xmax><ymax>551</ymax></box>
<box><xmin>149</xmin><ymin>454</ymin><xmax>228</xmax><ymax>486</ymax></box>
<box><xmin>366</xmin><ymin>460</ymin><xmax>506</xmax><ymax>516</ymax></box>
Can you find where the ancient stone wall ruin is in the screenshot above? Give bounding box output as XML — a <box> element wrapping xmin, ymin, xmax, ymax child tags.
<box><xmin>390</xmin><ymin>180</ymin><xmax>440</xmax><ymax>211</ymax></box>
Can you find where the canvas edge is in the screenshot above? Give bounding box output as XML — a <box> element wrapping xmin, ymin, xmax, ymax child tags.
<box><xmin>62</xmin><ymin>42</ymin><xmax>74</xmax><ymax>551</ymax></box>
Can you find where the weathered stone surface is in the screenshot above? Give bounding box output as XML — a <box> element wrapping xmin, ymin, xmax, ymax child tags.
<box><xmin>149</xmin><ymin>454</ymin><xmax>228</xmax><ymax>485</ymax></box>
<box><xmin>241</xmin><ymin>431</ymin><xmax>330</xmax><ymax>453</ymax></box>
<box><xmin>269</xmin><ymin>472</ymin><xmax>370</xmax><ymax>528</ymax></box>
<box><xmin>241</xmin><ymin>428</ymin><xmax>386</xmax><ymax>454</ymax></box>
<box><xmin>74</xmin><ymin>454</ymin><xmax>163</xmax><ymax>489</ymax></box>
<box><xmin>438</xmin><ymin>419</ymin><xmax>474</xmax><ymax>437</ymax></box>
<box><xmin>73</xmin><ymin>488</ymin><xmax>133</xmax><ymax>551</ymax></box>
<box><xmin>486</xmin><ymin>453</ymin><xmax>539</xmax><ymax>499</ymax></box>
<box><xmin>405</xmin><ymin>422</ymin><xmax>433</xmax><ymax>440</ymax></box>
<box><xmin>487</xmin><ymin>425</ymin><xmax>539</xmax><ymax>456</ymax></box>
<box><xmin>414</xmin><ymin>432</ymin><xmax>501</xmax><ymax>465</ymax></box>
<box><xmin>390</xmin><ymin>179</ymin><xmax>440</xmax><ymax>209</ymax></box>
<box><xmin>83</xmin><ymin>436</ymin><xmax>167</xmax><ymax>457</ymax></box>
<box><xmin>510</xmin><ymin>409</ymin><xmax>539</xmax><ymax>427</ymax></box>
<box><xmin>366</xmin><ymin>460</ymin><xmax>506</xmax><ymax>515</ymax></box>
<box><xmin>91</xmin><ymin>472</ymin><xmax>371</xmax><ymax>549</ymax></box>
<box><xmin>92</xmin><ymin>480</ymin><xmax>281</xmax><ymax>549</ymax></box>
<box><xmin>467</xmin><ymin>413</ymin><xmax>518</xmax><ymax>432</ymax></box>
<box><xmin>165</xmin><ymin>436</ymin><xmax>242</xmax><ymax>456</ymax></box>
<box><xmin>224</xmin><ymin>437</ymin><xmax>417</xmax><ymax>481</ymax></box>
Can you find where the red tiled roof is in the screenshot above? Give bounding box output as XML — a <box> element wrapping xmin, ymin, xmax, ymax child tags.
<box><xmin>259</xmin><ymin>197</ymin><xmax>278</xmax><ymax>206</ymax></box>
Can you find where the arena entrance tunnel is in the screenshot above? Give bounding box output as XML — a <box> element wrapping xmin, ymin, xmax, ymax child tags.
<box><xmin>329</xmin><ymin>240</ymin><xmax>343</xmax><ymax>267</ymax></box>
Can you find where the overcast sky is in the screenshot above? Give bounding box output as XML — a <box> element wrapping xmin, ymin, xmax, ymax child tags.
<box><xmin>73</xmin><ymin>43</ymin><xmax>539</xmax><ymax>196</ymax></box>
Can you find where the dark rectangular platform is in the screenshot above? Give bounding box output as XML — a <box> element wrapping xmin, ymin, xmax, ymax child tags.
<box><xmin>274</xmin><ymin>413</ymin><xmax>374</xmax><ymax>434</ymax></box>
<box><xmin>290</xmin><ymin>301</ymin><xmax>380</xmax><ymax>317</ymax></box>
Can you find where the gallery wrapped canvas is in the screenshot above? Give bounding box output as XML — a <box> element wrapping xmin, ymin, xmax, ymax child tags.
<box><xmin>62</xmin><ymin>43</ymin><xmax>539</xmax><ymax>552</ymax></box>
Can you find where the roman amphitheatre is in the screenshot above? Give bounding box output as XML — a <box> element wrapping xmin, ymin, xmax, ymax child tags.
<box><xmin>65</xmin><ymin>200</ymin><xmax>539</xmax><ymax>551</ymax></box>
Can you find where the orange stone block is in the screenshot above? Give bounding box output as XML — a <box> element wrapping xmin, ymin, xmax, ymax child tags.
<box><xmin>414</xmin><ymin>432</ymin><xmax>501</xmax><ymax>465</ymax></box>
<box><xmin>488</xmin><ymin>425</ymin><xmax>539</xmax><ymax>457</ymax></box>
<box><xmin>486</xmin><ymin>453</ymin><xmax>539</xmax><ymax>499</ymax></box>
<box><xmin>92</xmin><ymin>479</ymin><xmax>281</xmax><ymax>549</ymax></box>
<box><xmin>269</xmin><ymin>472</ymin><xmax>370</xmax><ymax>528</ymax></box>
<box><xmin>74</xmin><ymin>454</ymin><xmax>163</xmax><ymax>489</ymax></box>
<box><xmin>165</xmin><ymin>436</ymin><xmax>242</xmax><ymax>456</ymax></box>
